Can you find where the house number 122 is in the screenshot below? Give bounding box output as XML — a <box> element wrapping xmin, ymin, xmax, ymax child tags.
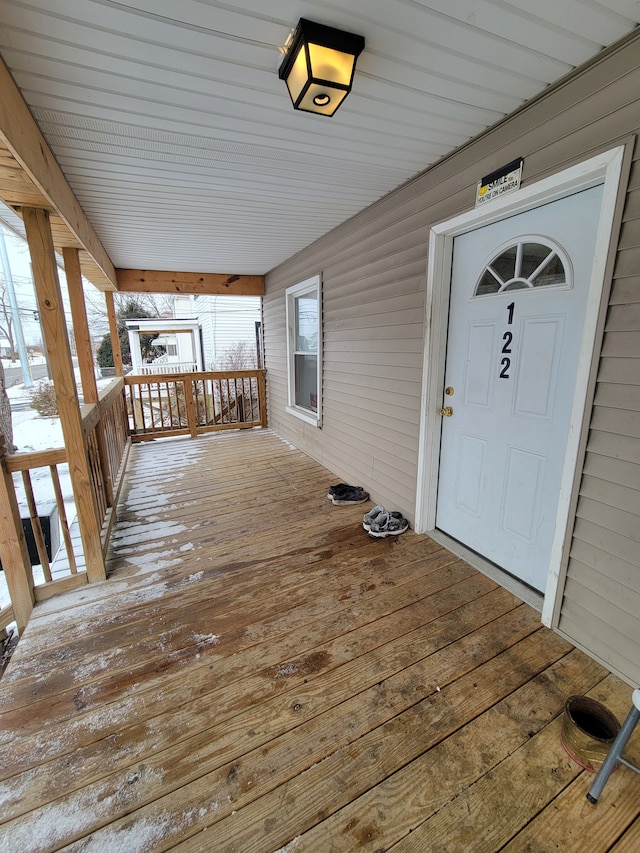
<box><xmin>499</xmin><ymin>302</ymin><xmax>515</xmax><ymax>379</ymax></box>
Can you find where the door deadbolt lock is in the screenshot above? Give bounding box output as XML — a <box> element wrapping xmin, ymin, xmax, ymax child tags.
<box><xmin>445</xmin><ymin>386</ymin><xmax>455</xmax><ymax>396</ymax></box>
<box><xmin>439</xmin><ymin>406</ymin><xmax>453</xmax><ymax>417</ymax></box>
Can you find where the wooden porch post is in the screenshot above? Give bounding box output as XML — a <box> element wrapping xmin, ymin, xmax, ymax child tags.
<box><xmin>104</xmin><ymin>291</ymin><xmax>124</xmax><ymax>377</ymax></box>
<box><xmin>22</xmin><ymin>207</ymin><xmax>107</xmax><ymax>583</ymax></box>
<box><xmin>63</xmin><ymin>247</ymin><xmax>98</xmax><ymax>405</ymax></box>
<box><xmin>0</xmin><ymin>437</ymin><xmax>35</xmax><ymax>632</ymax></box>
<box><xmin>64</xmin><ymin>246</ymin><xmax>116</xmax><ymax>507</ymax></box>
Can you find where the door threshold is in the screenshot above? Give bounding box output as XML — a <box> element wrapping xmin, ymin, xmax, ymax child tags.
<box><xmin>428</xmin><ymin>529</ymin><xmax>544</xmax><ymax>613</ymax></box>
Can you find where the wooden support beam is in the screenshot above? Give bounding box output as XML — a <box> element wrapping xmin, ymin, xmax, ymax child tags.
<box><xmin>0</xmin><ymin>438</ymin><xmax>34</xmax><ymax>633</ymax></box>
<box><xmin>64</xmin><ymin>247</ymin><xmax>98</xmax><ymax>405</ymax></box>
<box><xmin>104</xmin><ymin>292</ymin><xmax>124</xmax><ymax>377</ymax></box>
<box><xmin>22</xmin><ymin>207</ymin><xmax>106</xmax><ymax>584</ymax></box>
<box><xmin>116</xmin><ymin>269</ymin><xmax>265</xmax><ymax>296</ymax></box>
<box><xmin>0</xmin><ymin>57</ymin><xmax>117</xmax><ymax>290</ymax></box>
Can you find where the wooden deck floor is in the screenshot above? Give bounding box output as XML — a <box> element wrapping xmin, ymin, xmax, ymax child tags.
<box><xmin>1</xmin><ymin>429</ymin><xmax>639</xmax><ymax>852</ymax></box>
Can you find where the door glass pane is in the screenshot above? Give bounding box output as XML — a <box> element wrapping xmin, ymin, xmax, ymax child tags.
<box><xmin>491</xmin><ymin>246</ymin><xmax>517</xmax><ymax>281</ymax></box>
<box><xmin>521</xmin><ymin>243</ymin><xmax>552</xmax><ymax>278</ymax></box>
<box><xmin>476</xmin><ymin>270</ymin><xmax>501</xmax><ymax>295</ymax></box>
<box><xmin>532</xmin><ymin>254</ymin><xmax>566</xmax><ymax>287</ymax></box>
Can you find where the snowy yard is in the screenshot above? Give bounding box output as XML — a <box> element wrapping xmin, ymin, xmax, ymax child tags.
<box><xmin>1</xmin><ymin>360</ymin><xmax>113</xmax><ymax>614</ymax></box>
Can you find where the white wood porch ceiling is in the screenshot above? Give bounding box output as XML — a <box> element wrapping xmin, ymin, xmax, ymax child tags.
<box><xmin>0</xmin><ymin>1</ymin><xmax>638</xmax><ymax>277</ymax></box>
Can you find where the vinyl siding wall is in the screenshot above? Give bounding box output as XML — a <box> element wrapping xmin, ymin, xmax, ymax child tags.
<box><xmin>263</xmin><ymin>31</ymin><xmax>640</xmax><ymax>686</ymax></box>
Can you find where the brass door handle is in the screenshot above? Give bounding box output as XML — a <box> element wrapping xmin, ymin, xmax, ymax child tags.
<box><xmin>439</xmin><ymin>406</ymin><xmax>453</xmax><ymax>417</ymax></box>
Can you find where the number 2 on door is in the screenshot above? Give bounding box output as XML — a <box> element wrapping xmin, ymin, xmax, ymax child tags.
<box><xmin>499</xmin><ymin>302</ymin><xmax>515</xmax><ymax>379</ymax></box>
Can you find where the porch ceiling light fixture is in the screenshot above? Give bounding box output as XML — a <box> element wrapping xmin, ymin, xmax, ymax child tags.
<box><xmin>278</xmin><ymin>18</ymin><xmax>365</xmax><ymax>117</ymax></box>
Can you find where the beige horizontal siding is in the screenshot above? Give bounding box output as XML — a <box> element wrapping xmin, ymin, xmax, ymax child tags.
<box><xmin>264</xmin><ymin>30</ymin><xmax>640</xmax><ymax>683</ymax></box>
<box><xmin>586</xmin><ymin>429</ymin><xmax>640</xmax><ymax>465</ymax></box>
<box><xmin>571</xmin><ymin>538</ymin><xmax>638</xmax><ymax>592</ymax></box>
<box><xmin>577</xmin><ymin>495</ymin><xmax>640</xmax><ymax>539</ymax></box>
<box><xmin>559</xmin><ymin>592</ymin><xmax>640</xmax><ymax>685</ymax></box>
<box><xmin>591</xmin><ymin>405</ymin><xmax>640</xmax><ymax>439</ymax></box>
<box><xmin>584</xmin><ymin>450</ymin><xmax>640</xmax><ymax>488</ymax></box>
<box><xmin>605</xmin><ymin>303</ymin><xmax>640</xmax><ymax>329</ymax></box>
<box><xmin>609</xmin><ymin>275</ymin><xmax>640</xmax><ymax>304</ymax></box>
<box><xmin>571</xmin><ymin>516</ymin><xmax>639</xmax><ymax>567</ymax></box>
<box><xmin>597</xmin><ymin>357</ymin><xmax>640</xmax><ymax>385</ymax></box>
<box><xmin>594</xmin><ymin>382</ymin><xmax>640</xmax><ymax>410</ymax></box>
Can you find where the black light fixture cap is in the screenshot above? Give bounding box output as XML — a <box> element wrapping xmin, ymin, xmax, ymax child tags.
<box><xmin>278</xmin><ymin>18</ymin><xmax>365</xmax><ymax>81</ymax></box>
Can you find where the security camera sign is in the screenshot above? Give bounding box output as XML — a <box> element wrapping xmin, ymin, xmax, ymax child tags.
<box><xmin>476</xmin><ymin>158</ymin><xmax>523</xmax><ymax>207</ymax></box>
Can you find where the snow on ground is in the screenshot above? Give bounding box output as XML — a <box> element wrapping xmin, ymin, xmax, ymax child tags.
<box><xmin>1</xmin><ymin>360</ymin><xmax>114</xmax><ymax>612</ymax></box>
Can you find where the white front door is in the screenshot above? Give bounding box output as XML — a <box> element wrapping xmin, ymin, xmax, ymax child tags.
<box><xmin>435</xmin><ymin>185</ymin><xmax>604</xmax><ymax>591</ymax></box>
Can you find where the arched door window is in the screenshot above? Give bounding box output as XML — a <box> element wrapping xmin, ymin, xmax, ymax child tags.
<box><xmin>473</xmin><ymin>239</ymin><xmax>571</xmax><ymax>296</ymax></box>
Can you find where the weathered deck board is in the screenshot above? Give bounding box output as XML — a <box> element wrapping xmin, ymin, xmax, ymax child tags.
<box><xmin>0</xmin><ymin>429</ymin><xmax>638</xmax><ymax>852</ymax></box>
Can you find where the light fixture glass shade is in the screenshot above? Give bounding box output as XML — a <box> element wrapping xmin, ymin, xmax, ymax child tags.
<box><xmin>279</xmin><ymin>18</ymin><xmax>365</xmax><ymax>117</ymax></box>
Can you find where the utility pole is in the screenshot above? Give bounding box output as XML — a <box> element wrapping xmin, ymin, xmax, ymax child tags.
<box><xmin>0</xmin><ymin>227</ymin><xmax>33</xmax><ymax>388</ymax></box>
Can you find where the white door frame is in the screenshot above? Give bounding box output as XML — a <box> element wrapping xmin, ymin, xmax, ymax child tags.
<box><xmin>415</xmin><ymin>147</ymin><xmax>625</xmax><ymax>623</ymax></box>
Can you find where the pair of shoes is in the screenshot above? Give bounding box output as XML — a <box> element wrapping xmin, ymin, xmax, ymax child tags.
<box><xmin>327</xmin><ymin>483</ymin><xmax>370</xmax><ymax>505</ymax></box>
<box><xmin>363</xmin><ymin>505</ymin><xmax>409</xmax><ymax>537</ymax></box>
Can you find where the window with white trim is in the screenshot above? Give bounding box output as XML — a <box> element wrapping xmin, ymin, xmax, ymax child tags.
<box><xmin>285</xmin><ymin>274</ymin><xmax>321</xmax><ymax>426</ymax></box>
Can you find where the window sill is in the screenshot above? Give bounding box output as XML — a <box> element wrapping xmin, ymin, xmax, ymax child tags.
<box><xmin>286</xmin><ymin>406</ymin><xmax>321</xmax><ymax>427</ymax></box>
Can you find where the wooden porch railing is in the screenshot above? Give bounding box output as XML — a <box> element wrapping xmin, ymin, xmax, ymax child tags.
<box><xmin>124</xmin><ymin>369</ymin><xmax>267</xmax><ymax>441</ymax></box>
<box><xmin>80</xmin><ymin>377</ymin><xmax>131</xmax><ymax>552</ymax></box>
<box><xmin>0</xmin><ymin>378</ymin><xmax>130</xmax><ymax>632</ymax></box>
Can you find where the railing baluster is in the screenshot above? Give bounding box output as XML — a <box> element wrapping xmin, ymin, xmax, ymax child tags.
<box><xmin>21</xmin><ymin>470</ymin><xmax>52</xmax><ymax>582</ymax></box>
<box><xmin>49</xmin><ymin>464</ymin><xmax>78</xmax><ymax>574</ymax></box>
<box><xmin>183</xmin><ymin>379</ymin><xmax>197</xmax><ymax>438</ymax></box>
<box><xmin>136</xmin><ymin>383</ymin><xmax>145</xmax><ymax>432</ymax></box>
<box><xmin>205</xmin><ymin>379</ymin><xmax>213</xmax><ymax>424</ymax></box>
<box><xmin>214</xmin><ymin>377</ymin><xmax>221</xmax><ymax>423</ymax></box>
<box><xmin>145</xmin><ymin>383</ymin><xmax>153</xmax><ymax>428</ymax></box>
<box><xmin>163</xmin><ymin>381</ymin><xmax>171</xmax><ymax>427</ymax></box>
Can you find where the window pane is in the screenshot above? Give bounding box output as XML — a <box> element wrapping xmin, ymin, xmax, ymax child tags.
<box><xmin>491</xmin><ymin>246</ymin><xmax>517</xmax><ymax>281</ymax></box>
<box><xmin>295</xmin><ymin>293</ymin><xmax>318</xmax><ymax>352</ymax></box>
<box><xmin>532</xmin><ymin>254</ymin><xmax>566</xmax><ymax>287</ymax></box>
<box><xmin>294</xmin><ymin>353</ymin><xmax>317</xmax><ymax>411</ymax></box>
<box><xmin>521</xmin><ymin>243</ymin><xmax>552</xmax><ymax>278</ymax></box>
<box><xmin>476</xmin><ymin>270</ymin><xmax>501</xmax><ymax>295</ymax></box>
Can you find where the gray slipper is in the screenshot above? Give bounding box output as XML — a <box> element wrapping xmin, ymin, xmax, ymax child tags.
<box><xmin>363</xmin><ymin>505</ymin><xmax>403</xmax><ymax>531</ymax></box>
<box><xmin>368</xmin><ymin>511</ymin><xmax>409</xmax><ymax>538</ymax></box>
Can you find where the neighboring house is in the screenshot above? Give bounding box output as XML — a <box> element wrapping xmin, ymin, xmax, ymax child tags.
<box><xmin>264</xmin><ymin>35</ymin><xmax>640</xmax><ymax>690</ymax></box>
<box><xmin>174</xmin><ymin>293</ymin><xmax>262</xmax><ymax>369</ymax></box>
<box><xmin>125</xmin><ymin>296</ymin><xmax>262</xmax><ymax>373</ymax></box>
<box><xmin>0</xmin><ymin>336</ymin><xmax>10</xmax><ymax>358</ymax></box>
